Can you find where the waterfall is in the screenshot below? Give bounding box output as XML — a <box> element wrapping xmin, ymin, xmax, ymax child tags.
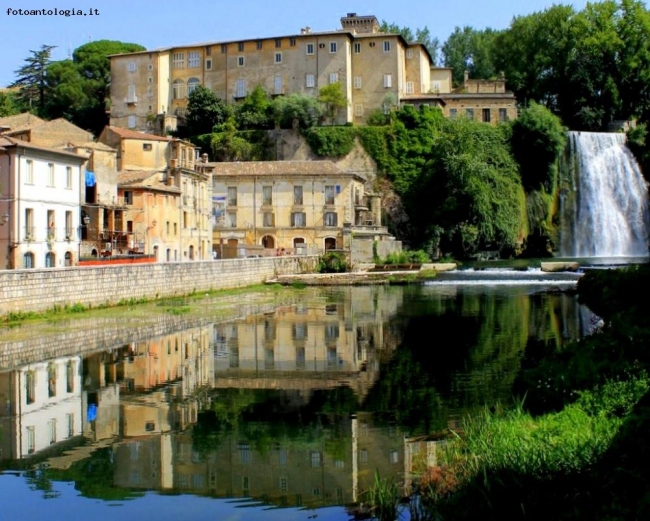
<box><xmin>560</xmin><ymin>131</ymin><xmax>650</xmax><ymax>258</ymax></box>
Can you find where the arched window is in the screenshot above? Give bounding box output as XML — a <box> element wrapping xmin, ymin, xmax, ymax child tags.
<box><xmin>324</xmin><ymin>237</ymin><xmax>337</xmax><ymax>250</ymax></box>
<box><xmin>262</xmin><ymin>235</ymin><xmax>275</xmax><ymax>249</ymax></box>
<box><xmin>187</xmin><ymin>77</ymin><xmax>200</xmax><ymax>95</ymax></box>
<box><xmin>173</xmin><ymin>79</ymin><xmax>185</xmax><ymax>100</ymax></box>
<box><xmin>45</xmin><ymin>252</ymin><xmax>55</xmax><ymax>268</ymax></box>
<box><xmin>23</xmin><ymin>252</ymin><xmax>34</xmax><ymax>269</ymax></box>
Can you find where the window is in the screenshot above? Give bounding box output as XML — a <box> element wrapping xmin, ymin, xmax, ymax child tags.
<box><xmin>65</xmin><ymin>211</ymin><xmax>72</xmax><ymax>238</ymax></box>
<box><xmin>24</xmin><ymin>208</ymin><xmax>34</xmax><ymax>239</ymax></box>
<box><xmin>66</xmin><ymin>361</ymin><xmax>74</xmax><ymax>392</ymax></box>
<box><xmin>290</xmin><ymin>37</ymin><xmax>296</xmax><ymax>47</ymax></box>
<box><xmin>291</xmin><ymin>212</ymin><xmax>306</xmax><ymax>227</ymax></box>
<box><xmin>292</xmin><ymin>323</ymin><xmax>306</xmax><ymax>340</ymax></box>
<box><xmin>329</xmin><ymin>42</ymin><xmax>337</xmax><ymax>53</ymax></box>
<box><xmin>237</xmin><ymin>56</ymin><xmax>245</xmax><ymax>67</ymax></box>
<box><xmin>142</xmin><ymin>143</ymin><xmax>152</xmax><ymax>151</ymax></box>
<box><xmin>48</xmin><ymin>419</ymin><xmax>57</xmax><ymax>445</ymax></box>
<box><xmin>466</xmin><ymin>108</ymin><xmax>474</xmax><ymax>120</ymax></box>
<box><xmin>329</xmin><ymin>72</ymin><xmax>339</xmax><ymax>84</ymax></box>
<box><xmin>221</xmin><ymin>44</ymin><xmax>227</xmax><ymax>53</ymax></box>
<box><xmin>187</xmin><ymin>77</ymin><xmax>200</xmax><ymax>95</ymax></box>
<box><xmin>127</xmin><ymin>84</ymin><xmax>137</xmax><ymax>102</ymax></box>
<box><xmin>310</xmin><ymin>451</ymin><xmax>321</xmax><ymax>467</ymax></box>
<box><xmin>239</xmin><ymin>443</ymin><xmax>251</xmax><ymax>464</ymax></box>
<box><xmin>47</xmin><ymin>163</ymin><xmax>55</xmax><ymax>186</ymax></box>
<box><xmin>275</xmin><ymin>39</ymin><xmax>282</xmax><ymax>48</ymax></box>
<box><xmin>27</xmin><ymin>426</ymin><xmax>35</xmax><ymax>454</ymax></box>
<box><xmin>263</xmin><ymin>212</ymin><xmax>275</xmax><ymax>227</ymax></box>
<box><xmin>432</xmin><ymin>81</ymin><xmax>441</xmax><ymax>93</ymax></box>
<box><xmin>237</xmin><ymin>42</ymin><xmax>244</xmax><ymax>52</ymax></box>
<box><xmin>354</xmin><ymin>42</ymin><xmax>361</xmax><ymax>54</ymax></box>
<box><xmin>483</xmin><ymin>108</ymin><xmax>491</xmax><ymax>123</ymax></box>
<box><xmin>306</xmin><ymin>74</ymin><xmax>315</xmax><ymax>88</ymax></box>
<box><xmin>324</xmin><ymin>212</ymin><xmax>338</xmax><ymax>226</ymax></box>
<box><xmin>128</xmin><ymin>60</ymin><xmax>136</xmax><ymax>72</ymax></box>
<box><xmin>355</xmin><ymin>103</ymin><xmax>364</xmax><ymax>117</ymax></box>
<box><xmin>205</xmin><ymin>58</ymin><xmax>212</xmax><ymax>70</ymax></box>
<box><xmin>262</xmin><ymin>185</ymin><xmax>272</xmax><ymax>205</ymax></box>
<box><xmin>123</xmin><ymin>191</ymin><xmax>133</xmax><ymax>205</ymax></box>
<box><xmin>47</xmin><ymin>363</ymin><xmax>57</xmax><ymax>397</ymax></box>
<box><xmin>227</xmin><ymin>187</ymin><xmax>237</xmax><ymax>206</ymax></box>
<box><xmin>172</xmin><ymin>52</ymin><xmax>185</xmax><ymax>69</ymax></box>
<box><xmin>274</xmin><ymin>52</ymin><xmax>282</xmax><ymax>64</ymax></box>
<box><xmin>25</xmin><ymin>159</ymin><xmax>34</xmax><ymax>184</ymax></box>
<box><xmin>360</xmin><ymin>449</ymin><xmax>368</xmax><ymax>463</ymax></box>
<box><xmin>128</xmin><ymin>115</ymin><xmax>136</xmax><ymax>128</ymax></box>
<box><xmin>449</xmin><ymin>108</ymin><xmax>457</xmax><ymax>119</ymax></box>
<box><xmin>236</xmin><ymin>79</ymin><xmax>246</xmax><ymax>98</ymax></box>
<box><xmin>279</xmin><ymin>477</ymin><xmax>288</xmax><ymax>492</ymax></box>
<box><xmin>256</xmin><ymin>40</ymin><xmax>263</xmax><ymax>50</ymax></box>
<box><xmin>148</xmin><ymin>63</ymin><xmax>154</xmax><ymax>70</ymax></box>
<box><xmin>173</xmin><ymin>79</ymin><xmax>185</xmax><ymax>99</ymax></box>
<box><xmin>406</xmin><ymin>81</ymin><xmax>414</xmax><ymax>94</ymax></box>
<box><xmin>306</xmin><ymin>43</ymin><xmax>314</xmax><ymax>55</ymax></box>
<box><xmin>205</xmin><ymin>46</ymin><xmax>211</xmax><ymax>56</ymax></box>
<box><xmin>354</xmin><ymin>76</ymin><xmax>362</xmax><ymax>89</ymax></box>
<box><xmin>26</xmin><ymin>371</ymin><xmax>35</xmax><ymax>404</ymax></box>
<box><xmin>67</xmin><ymin>413</ymin><xmax>74</xmax><ymax>437</ymax></box>
<box><xmin>325</xmin><ymin>185</ymin><xmax>336</xmax><ymax>204</ymax></box>
<box><xmin>406</xmin><ymin>49</ymin><xmax>413</xmax><ymax>59</ymax></box>
<box><xmin>65</xmin><ymin>166</ymin><xmax>72</xmax><ymax>189</ymax></box>
<box><xmin>497</xmin><ymin>108</ymin><xmax>508</xmax><ymax>122</ymax></box>
<box><xmin>383</xmin><ymin>40</ymin><xmax>391</xmax><ymax>52</ymax></box>
<box><xmin>383</xmin><ymin>74</ymin><xmax>392</xmax><ymax>88</ymax></box>
<box><xmin>293</xmin><ymin>185</ymin><xmax>303</xmax><ymax>205</ymax></box>
<box><xmin>390</xmin><ymin>450</ymin><xmax>399</xmax><ymax>463</ymax></box>
<box><xmin>274</xmin><ymin>75</ymin><xmax>282</xmax><ymax>95</ymax></box>
<box><xmin>188</xmin><ymin>51</ymin><xmax>200</xmax><ymax>68</ymax></box>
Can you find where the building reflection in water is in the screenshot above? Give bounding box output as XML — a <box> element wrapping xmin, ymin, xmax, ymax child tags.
<box><xmin>0</xmin><ymin>285</ymin><xmax>586</xmax><ymax>510</ymax></box>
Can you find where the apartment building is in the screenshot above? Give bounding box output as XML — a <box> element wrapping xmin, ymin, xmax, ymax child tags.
<box><xmin>99</xmin><ymin>126</ymin><xmax>213</xmax><ymax>261</ymax></box>
<box><xmin>210</xmin><ymin>160</ymin><xmax>390</xmax><ymax>256</ymax></box>
<box><xmin>0</xmin><ymin>136</ymin><xmax>86</xmax><ymax>269</ymax></box>
<box><xmin>109</xmin><ymin>13</ymin><xmax>435</xmax><ymax>132</ymax></box>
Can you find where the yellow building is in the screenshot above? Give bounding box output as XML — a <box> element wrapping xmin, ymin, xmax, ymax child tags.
<box><xmin>109</xmin><ymin>13</ymin><xmax>439</xmax><ymax>131</ymax></box>
<box><xmin>98</xmin><ymin>126</ymin><xmax>213</xmax><ymax>261</ymax></box>
<box><xmin>210</xmin><ymin>160</ymin><xmax>388</xmax><ymax>256</ymax></box>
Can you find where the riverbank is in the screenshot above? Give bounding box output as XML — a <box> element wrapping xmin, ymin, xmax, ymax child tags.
<box><xmin>417</xmin><ymin>263</ymin><xmax>650</xmax><ymax>521</ymax></box>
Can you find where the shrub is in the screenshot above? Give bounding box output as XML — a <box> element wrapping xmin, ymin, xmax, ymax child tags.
<box><xmin>317</xmin><ymin>251</ymin><xmax>349</xmax><ymax>273</ymax></box>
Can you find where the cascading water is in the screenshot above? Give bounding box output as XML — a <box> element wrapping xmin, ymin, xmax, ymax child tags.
<box><xmin>560</xmin><ymin>131</ymin><xmax>650</xmax><ymax>258</ymax></box>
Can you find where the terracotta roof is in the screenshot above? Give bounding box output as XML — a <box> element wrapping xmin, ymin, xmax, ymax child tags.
<box><xmin>118</xmin><ymin>170</ymin><xmax>180</xmax><ymax>193</ymax></box>
<box><xmin>0</xmin><ymin>113</ymin><xmax>46</xmax><ymax>133</ymax></box>
<box><xmin>0</xmin><ymin>135</ymin><xmax>87</xmax><ymax>160</ymax></box>
<box><xmin>107</xmin><ymin>126</ymin><xmax>172</xmax><ymax>142</ymax></box>
<box><xmin>73</xmin><ymin>141</ymin><xmax>117</xmax><ymax>152</ymax></box>
<box><xmin>211</xmin><ymin>160</ymin><xmax>353</xmax><ymax>177</ymax></box>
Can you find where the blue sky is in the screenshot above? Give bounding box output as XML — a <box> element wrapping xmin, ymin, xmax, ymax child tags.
<box><xmin>0</xmin><ymin>0</ymin><xmax>625</xmax><ymax>88</ymax></box>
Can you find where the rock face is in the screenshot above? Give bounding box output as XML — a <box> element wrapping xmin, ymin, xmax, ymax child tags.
<box><xmin>541</xmin><ymin>261</ymin><xmax>580</xmax><ymax>272</ymax></box>
<box><xmin>421</xmin><ymin>263</ymin><xmax>458</xmax><ymax>272</ymax></box>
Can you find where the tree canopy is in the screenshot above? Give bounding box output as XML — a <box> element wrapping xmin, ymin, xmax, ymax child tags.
<box><xmin>9</xmin><ymin>44</ymin><xmax>56</xmax><ymax>116</ymax></box>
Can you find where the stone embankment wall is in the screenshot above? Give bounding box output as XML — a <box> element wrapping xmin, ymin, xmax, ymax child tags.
<box><xmin>0</xmin><ymin>256</ymin><xmax>318</xmax><ymax>315</ymax></box>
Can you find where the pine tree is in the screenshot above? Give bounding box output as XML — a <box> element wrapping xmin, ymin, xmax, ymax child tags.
<box><xmin>9</xmin><ymin>44</ymin><xmax>56</xmax><ymax>116</ymax></box>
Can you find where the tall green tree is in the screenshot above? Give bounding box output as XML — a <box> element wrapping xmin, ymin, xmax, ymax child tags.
<box><xmin>0</xmin><ymin>90</ymin><xmax>23</xmax><ymax>116</ymax></box>
<box><xmin>235</xmin><ymin>85</ymin><xmax>272</xmax><ymax>130</ymax></box>
<box><xmin>318</xmin><ymin>82</ymin><xmax>347</xmax><ymax>125</ymax></box>
<box><xmin>9</xmin><ymin>44</ymin><xmax>56</xmax><ymax>116</ymax></box>
<box><xmin>442</xmin><ymin>27</ymin><xmax>499</xmax><ymax>86</ymax></box>
<box><xmin>184</xmin><ymin>85</ymin><xmax>231</xmax><ymax>136</ymax></box>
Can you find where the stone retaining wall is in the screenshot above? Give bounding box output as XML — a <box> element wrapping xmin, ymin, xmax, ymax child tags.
<box><xmin>0</xmin><ymin>256</ymin><xmax>318</xmax><ymax>315</ymax></box>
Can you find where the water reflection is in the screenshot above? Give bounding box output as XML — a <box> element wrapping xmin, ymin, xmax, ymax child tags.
<box><xmin>0</xmin><ymin>285</ymin><xmax>591</xmax><ymax>517</ymax></box>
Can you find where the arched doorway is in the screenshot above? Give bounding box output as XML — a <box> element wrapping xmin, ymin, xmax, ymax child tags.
<box><xmin>45</xmin><ymin>252</ymin><xmax>55</xmax><ymax>268</ymax></box>
<box><xmin>293</xmin><ymin>237</ymin><xmax>305</xmax><ymax>254</ymax></box>
<box><xmin>64</xmin><ymin>252</ymin><xmax>73</xmax><ymax>267</ymax></box>
<box><xmin>324</xmin><ymin>237</ymin><xmax>337</xmax><ymax>250</ymax></box>
<box><xmin>189</xmin><ymin>245</ymin><xmax>194</xmax><ymax>260</ymax></box>
<box><xmin>23</xmin><ymin>252</ymin><xmax>34</xmax><ymax>269</ymax></box>
<box><xmin>153</xmin><ymin>245</ymin><xmax>159</xmax><ymax>261</ymax></box>
<box><xmin>262</xmin><ymin>235</ymin><xmax>275</xmax><ymax>249</ymax></box>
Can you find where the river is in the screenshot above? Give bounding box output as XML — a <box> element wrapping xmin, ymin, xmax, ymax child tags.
<box><xmin>0</xmin><ymin>282</ymin><xmax>592</xmax><ymax>520</ymax></box>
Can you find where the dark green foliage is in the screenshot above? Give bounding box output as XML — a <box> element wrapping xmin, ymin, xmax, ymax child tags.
<box><xmin>303</xmin><ymin>126</ymin><xmax>357</xmax><ymax>157</ymax></box>
<box><xmin>184</xmin><ymin>85</ymin><xmax>232</xmax><ymax>136</ymax></box>
<box><xmin>626</xmin><ymin>123</ymin><xmax>650</xmax><ymax>181</ymax></box>
<box><xmin>210</xmin><ymin>119</ymin><xmax>271</xmax><ymax>161</ymax></box>
<box><xmin>0</xmin><ymin>90</ymin><xmax>23</xmax><ymax>116</ymax></box>
<box><xmin>235</xmin><ymin>85</ymin><xmax>272</xmax><ymax>130</ymax></box>
<box><xmin>511</xmin><ymin>102</ymin><xmax>567</xmax><ymax>191</ymax></box>
<box><xmin>269</xmin><ymin>93</ymin><xmax>321</xmax><ymax>129</ymax></box>
<box><xmin>317</xmin><ymin>82</ymin><xmax>347</xmax><ymax>124</ymax></box>
<box><xmin>317</xmin><ymin>251</ymin><xmax>349</xmax><ymax>273</ymax></box>
<box><xmin>442</xmin><ymin>27</ymin><xmax>499</xmax><ymax>86</ymax></box>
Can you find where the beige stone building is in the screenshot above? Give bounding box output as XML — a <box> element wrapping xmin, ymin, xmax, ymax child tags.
<box><xmin>99</xmin><ymin>126</ymin><xmax>213</xmax><ymax>261</ymax></box>
<box><xmin>109</xmin><ymin>13</ymin><xmax>439</xmax><ymax>131</ymax></box>
<box><xmin>210</xmin><ymin>160</ymin><xmax>391</xmax><ymax>256</ymax></box>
